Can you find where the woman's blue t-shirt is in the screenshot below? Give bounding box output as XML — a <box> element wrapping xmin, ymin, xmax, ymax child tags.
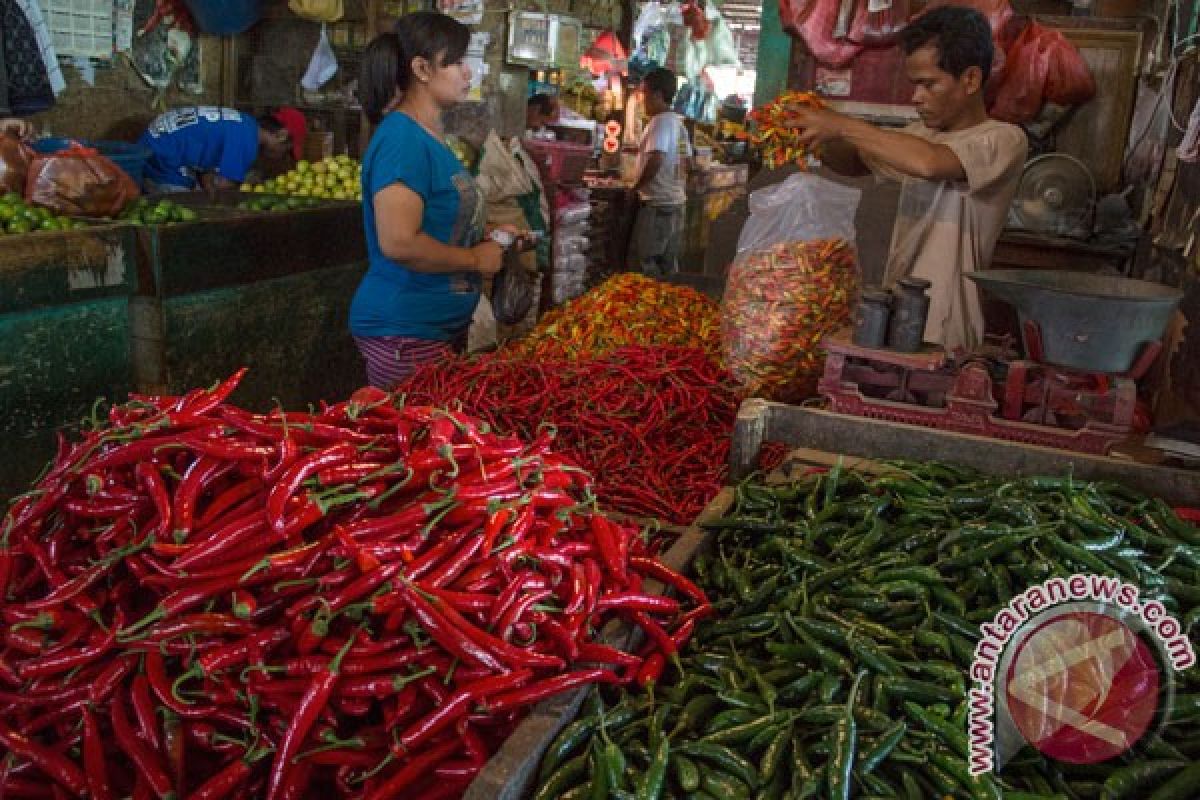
<box><xmin>349</xmin><ymin>113</ymin><xmax>486</xmax><ymax>341</ymax></box>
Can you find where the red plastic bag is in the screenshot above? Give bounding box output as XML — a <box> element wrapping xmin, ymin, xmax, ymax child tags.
<box><xmin>778</xmin><ymin>0</ymin><xmax>868</xmax><ymax>68</ymax></box>
<box><xmin>989</xmin><ymin>21</ymin><xmax>1096</xmax><ymax>125</ymax></box>
<box><xmin>25</xmin><ymin>143</ymin><xmax>140</xmax><ymax>218</ymax></box>
<box><xmin>0</xmin><ymin>133</ymin><xmax>35</xmax><ymax>196</ymax></box>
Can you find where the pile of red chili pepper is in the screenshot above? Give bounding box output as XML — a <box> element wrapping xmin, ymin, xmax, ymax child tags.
<box><xmin>398</xmin><ymin>346</ymin><xmax>739</xmax><ymax>526</ymax></box>
<box><xmin>504</xmin><ymin>274</ymin><xmax>722</xmax><ymax>364</ymax></box>
<box><xmin>746</xmin><ymin>90</ymin><xmax>827</xmax><ymax>170</ymax></box>
<box><xmin>722</xmin><ymin>237</ymin><xmax>859</xmax><ymax>403</ymax></box>
<box><xmin>0</xmin><ymin>370</ymin><xmax>706</xmax><ymax>799</ymax></box>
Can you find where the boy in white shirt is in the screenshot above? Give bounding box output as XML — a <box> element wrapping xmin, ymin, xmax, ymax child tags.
<box><xmin>628</xmin><ymin>68</ymin><xmax>693</xmax><ymax>276</ymax></box>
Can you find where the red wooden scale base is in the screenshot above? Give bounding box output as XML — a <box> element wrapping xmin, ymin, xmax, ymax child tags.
<box><xmin>818</xmin><ymin>323</ymin><xmax>1160</xmax><ymax>456</ymax></box>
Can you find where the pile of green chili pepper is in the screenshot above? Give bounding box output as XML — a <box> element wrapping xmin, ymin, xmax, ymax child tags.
<box><xmin>398</xmin><ymin>346</ymin><xmax>740</xmax><ymax>525</ymax></box>
<box><xmin>535</xmin><ymin>461</ymin><xmax>1200</xmax><ymax>799</ymax></box>
<box><xmin>0</xmin><ymin>372</ymin><xmax>706</xmax><ymax>799</ymax></box>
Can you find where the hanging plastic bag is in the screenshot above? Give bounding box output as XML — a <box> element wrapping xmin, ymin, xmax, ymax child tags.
<box><xmin>301</xmin><ymin>24</ymin><xmax>339</xmax><ymax>91</ymax></box>
<box><xmin>25</xmin><ymin>142</ymin><xmax>140</xmax><ymax>218</ymax></box>
<box><xmin>723</xmin><ymin>172</ymin><xmax>861</xmax><ymax>402</ymax></box>
<box><xmin>989</xmin><ymin>21</ymin><xmax>1095</xmax><ymax>125</ymax></box>
<box><xmin>0</xmin><ymin>133</ymin><xmax>35</xmax><ymax>196</ymax></box>
<box><xmin>861</xmin><ymin>0</ymin><xmax>912</xmax><ymax>46</ymax></box>
<box><xmin>492</xmin><ymin>247</ymin><xmax>538</xmax><ymax>325</ymax></box>
<box><xmin>778</xmin><ymin>0</ymin><xmax>868</xmax><ymax>68</ymax></box>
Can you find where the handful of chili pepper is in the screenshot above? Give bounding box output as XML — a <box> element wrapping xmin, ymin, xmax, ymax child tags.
<box><xmin>398</xmin><ymin>346</ymin><xmax>740</xmax><ymax>525</ymax></box>
<box><xmin>746</xmin><ymin>90</ymin><xmax>827</xmax><ymax>170</ymax></box>
<box><xmin>0</xmin><ymin>371</ymin><xmax>705</xmax><ymax>799</ymax></box>
<box><xmin>505</xmin><ymin>273</ymin><xmax>722</xmax><ymax>364</ymax></box>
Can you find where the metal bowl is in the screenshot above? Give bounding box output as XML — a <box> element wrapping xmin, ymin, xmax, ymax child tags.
<box><xmin>967</xmin><ymin>269</ymin><xmax>1183</xmax><ymax>374</ymax></box>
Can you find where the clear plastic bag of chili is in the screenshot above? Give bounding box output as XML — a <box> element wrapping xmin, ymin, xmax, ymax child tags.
<box><xmin>721</xmin><ymin>171</ymin><xmax>862</xmax><ymax>403</ymax></box>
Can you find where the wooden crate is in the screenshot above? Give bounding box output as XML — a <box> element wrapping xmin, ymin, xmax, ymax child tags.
<box><xmin>463</xmin><ymin>488</ymin><xmax>734</xmax><ymax>800</ymax></box>
<box><xmin>731</xmin><ymin>398</ymin><xmax>1200</xmax><ymax>507</ymax></box>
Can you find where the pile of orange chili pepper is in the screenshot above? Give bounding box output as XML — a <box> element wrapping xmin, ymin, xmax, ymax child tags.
<box><xmin>399</xmin><ymin>346</ymin><xmax>739</xmax><ymax>525</ymax></box>
<box><xmin>746</xmin><ymin>90</ymin><xmax>827</xmax><ymax>170</ymax></box>
<box><xmin>504</xmin><ymin>274</ymin><xmax>722</xmax><ymax>364</ymax></box>
<box><xmin>722</xmin><ymin>237</ymin><xmax>859</xmax><ymax>403</ymax></box>
<box><xmin>0</xmin><ymin>371</ymin><xmax>705</xmax><ymax>799</ymax></box>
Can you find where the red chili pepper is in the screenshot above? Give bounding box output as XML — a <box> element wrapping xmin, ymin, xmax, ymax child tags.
<box><xmin>265</xmin><ymin>632</ymin><xmax>358</xmax><ymax>800</ymax></box>
<box><xmin>184</xmin><ymin>756</ymin><xmax>252</xmax><ymax>800</ymax></box>
<box><xmin>111</xmin><ymin>689</ymin><xmax>174</xmax><ymax>797</ymax></box>
<box><xmin>636</xmin><ymin>652</ymin><xmax>667</xmax><ymax>689</ymax></box>
<box><xmin>595</xmin><ymin>592</ymin><xmax>681</xmax><ymax>615</ymax></box>
<box><xmin>0</xmin><ymin>721</ymin><xmax>87</xmax><ymax>795</ymax></box>
<box><xmin>629</xmin><ymin>555</ymin><xmax>709</xmax><ymax>607</ymax></box>
<box><xmin>267</xmin><ymin>442</ymin><xmax>358</xmax><ymax>533</ymax></box>
<box><xmin>363</xmin><ymin>736</ymin><xmax>460</xmax><ymax>800</ymax></box>
<box><xmin>394</xmin><ymin>580</ymin><xmax>505</xmax><ymax>673</ymax></box>
<box><xmin>173</xmin><ymin>454</ymin><xmax>234</xmax><ymax>540</ymax></box>
<box><xmin>82</xmin><ymin>704</ymin><xmax>115</xmax><ymax>800</ymax></box>
<box><xmin>482</xmin><ymin>669</ymin><xmax>619</xmax><ymax>713</ymax></box>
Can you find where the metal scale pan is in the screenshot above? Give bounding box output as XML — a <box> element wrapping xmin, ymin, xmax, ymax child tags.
<box><xmin>967</xmin><ymin>270</ymin><xmax>1183</xmax><ymax>374</ymax></box>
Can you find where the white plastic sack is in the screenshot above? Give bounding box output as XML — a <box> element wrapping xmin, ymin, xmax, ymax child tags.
<box><xmin>301</xmin><ymin>24</ymin><xmax>338</xmax><ymax>91</ymax></box>
<box><xmin>736</xmin><ymin>172</ymin><xmax>861</xmax><ymax>256</ymax></box>
<box><xmin>467</xmin><ymin>295</ymin><xmax>498</xmax><ymax>353</ymax></box>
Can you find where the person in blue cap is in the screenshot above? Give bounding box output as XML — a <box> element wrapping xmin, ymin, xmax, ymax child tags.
<box><xmin>138</xmin><ymin>106</ymin><xmax>303</xmax><ymax>193</ymax></box>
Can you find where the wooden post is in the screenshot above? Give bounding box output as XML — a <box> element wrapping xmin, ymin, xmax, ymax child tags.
<box><xmin>729</xmin><ymin>397</ymin><xmax>770</xmax><ymax>481</ymax></box>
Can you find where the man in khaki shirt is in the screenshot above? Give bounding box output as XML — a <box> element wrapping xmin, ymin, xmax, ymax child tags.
<box><xmin>787</xmin><ymin>6</ymin><xmax>1028</xmax><ymax>351</ymax></box>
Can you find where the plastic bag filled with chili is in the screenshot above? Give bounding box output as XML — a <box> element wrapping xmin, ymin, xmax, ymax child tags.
<box><xmin>721</xmin><ymin>171</ymin><xmax>861</xmax><ymax>403</ymax></box>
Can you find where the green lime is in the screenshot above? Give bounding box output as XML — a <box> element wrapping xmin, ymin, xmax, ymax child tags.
<box><xmin>178</xmin><ymin>207</ymin><xmax>198</xmax><ymax>221</ymax></box>
<box><xmin>7</xmin><ymin>219</ymin><xmax>32</xmax><ymax>234</ymax></box>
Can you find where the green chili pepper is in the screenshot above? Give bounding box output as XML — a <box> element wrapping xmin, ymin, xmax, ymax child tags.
<box><xmin>826</xmin><ymin>671</ymin><xmax>865</xmax><ymax>800</ymax></box>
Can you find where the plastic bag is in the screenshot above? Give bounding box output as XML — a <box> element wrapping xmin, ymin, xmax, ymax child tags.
<box><xmin>989</xmin><ymin>22</ymin><xmax>1096</xmax><ymax>126</ymax></box>
<box><xmin>862</xmin><ymin>0</ymin><xmax>911</xmax><ymax>46</ymax></box>
<box><xmin>492</xmin><ymin>249</ymin><xmax>538</xmax><ymax>326</ymax></box>
<box><xmin>0</xmin><ymin>133</ymin><xmax>35</xmax><ymax>196</ymax></box>
<box><xmin>736</xmin><ymin>171</ymin><xmax>860</xmax><ymax>254</ymax></box>
<box><xmin>26</xmin><ymin>143</ymin><xmax>140</xmax><ymax>218</ymax></box>
<box><xmin>778</xmin><ymin>0</ymin><xmax>867</xmax><ymax>68</ymax></box>
<box><xmin>723</xmin><ymin>172</ymin><xmax>861</xmax><ymax>402</ymax></box>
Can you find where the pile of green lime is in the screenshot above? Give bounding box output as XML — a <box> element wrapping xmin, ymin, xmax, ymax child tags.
<box><xmin>0</xmin><ymin>192</ymin><xmax>84</xmax><ymax>234</ymax></box>
<box><xmin>235</xmin><ymin>194</ymin><xmax>324</xmax><ymax>213</ymax></box>
<box><xmin>119</xmin><ymin>198</ymin><xmax>199</xmax><ymax>225</ymax></box>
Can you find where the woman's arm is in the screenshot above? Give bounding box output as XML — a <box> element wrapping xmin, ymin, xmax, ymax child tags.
<box><xmin>374</xmin><ymin>183</ymin><xmax>503</xmax><ymax>275</ymax></box>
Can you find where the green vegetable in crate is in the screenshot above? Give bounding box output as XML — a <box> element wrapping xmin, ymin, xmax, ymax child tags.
<box><xmin>539</xmin><ymin>463</ymin><xmax>1200</xmax><ymax>799</ymax></box>
<box><xmin>118</xmin><ymin>197</ymin><xmax>197</xmax><ymax>225</ymax></box>
<box><xmin>0</xmin><ymin>191</ymin><xmax>80</xmax><ymax>234</ymax></box>
<box><xmin>236</xmin><ymin>194</ymin><xmax>323</xmax><ymax>213</ymax></box>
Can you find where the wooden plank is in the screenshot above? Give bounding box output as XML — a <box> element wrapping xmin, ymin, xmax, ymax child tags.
<box><xmin>463</xmin><ymin>489</ymin><xmax>734</xmax><ymax>800</ymax></box>
<box><xmin>730</xmin><ymin>402</ymin><xmax>1200</xmax><ymax>506</ymax></box>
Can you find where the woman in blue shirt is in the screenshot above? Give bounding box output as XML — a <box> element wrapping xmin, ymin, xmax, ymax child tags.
<box><xmin>349</xmin><ymin>13</ymin><xmax>504</xmax><ymax>388</ymax></box>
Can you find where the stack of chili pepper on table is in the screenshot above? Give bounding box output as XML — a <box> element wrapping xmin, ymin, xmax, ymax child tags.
<box><xmin>722</xmin><ymin>237</ymin><xmax>858</xmax><ymax>403</ymax></box>
<box><xmin>504</xmin><ymin>274</ymin><xmax>723</xmax><ymax>365</ymax></box>
<box><xmin>746</xmin><ymin>90</ymin><xmax>827</xmax><ymax>171</ymax></box>
<box><xmin>398</xmin><ymin>346</ymin><xmax>739</xmax><ymax>526</ymax></box>
<box><xmin>0</xmin><ymin>370</ymin><xmax>707</xmax><ymax>799</ymax></box>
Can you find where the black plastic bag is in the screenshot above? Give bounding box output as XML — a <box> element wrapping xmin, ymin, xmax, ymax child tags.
<box><xmin>492</xmin><ymin>250</ymin><xmax>537</xmax><ymax>325</ymax></box>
